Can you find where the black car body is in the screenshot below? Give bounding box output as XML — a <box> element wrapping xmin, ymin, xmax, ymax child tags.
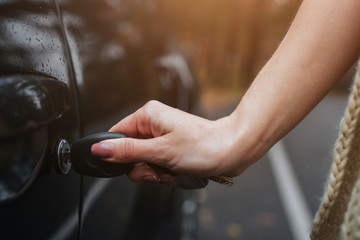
<box><xmin>0</xmin><ymin>1</ymin><xmax>199</xmax><ymax>239</ymax></box>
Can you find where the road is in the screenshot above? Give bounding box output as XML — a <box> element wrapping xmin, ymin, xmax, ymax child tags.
<box><xmin>196</xmin><ymin>92</ymin><xmax>349</xmax><ymax>240</ymax></box>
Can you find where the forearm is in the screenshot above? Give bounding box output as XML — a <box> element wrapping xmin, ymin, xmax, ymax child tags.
<box><xmin>231</xmin><ymin>0</ymin><xmax>360</xmax><ymax>152</ymax></box>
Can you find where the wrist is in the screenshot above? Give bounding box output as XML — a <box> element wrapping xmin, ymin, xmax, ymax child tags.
<box><xmin>214</xmin><ymin>112</ymin><xmax>271</xmax><ymax>176</ymax></box>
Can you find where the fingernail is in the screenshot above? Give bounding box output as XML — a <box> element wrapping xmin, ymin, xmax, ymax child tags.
<box><xmin>91</xmin><ymin>142</ymin><xmax>114</xmax><ymax>158</ymax></box>
<box><xmin>141</xmin><ymin>175</ymin><xmax>160</xmax><ymax>183</ymax></box>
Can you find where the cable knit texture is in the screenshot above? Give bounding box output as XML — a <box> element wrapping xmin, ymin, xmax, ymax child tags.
<box><xmin>311</xmin><ymin>61</ymin><xmax>360</xmax><ymax>240</ymax></box>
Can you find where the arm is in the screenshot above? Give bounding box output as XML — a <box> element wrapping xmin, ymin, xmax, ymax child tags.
<box><xmin>92</xmin><ymin>0</ymin><xmax>360</xmax><ymax>183</ymax></box>
<box><xmin>236</xmin><ymin>0</ymin><xmax>360</xmax><ymax>149</ymax></box>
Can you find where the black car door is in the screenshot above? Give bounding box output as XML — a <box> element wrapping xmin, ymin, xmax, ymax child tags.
<box><xmin>0</xmin><ymin>0</ymin><xmax>200</xmax><ymax>239</ymax></box>
<box><xmin>0</xmin><ymin>0</ymin><xmax>82</xmax><ymax>239</ymax></box>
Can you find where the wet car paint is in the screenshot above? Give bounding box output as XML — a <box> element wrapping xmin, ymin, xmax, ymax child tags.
<box><xmin>0</xmin><ymin>0</ymin><xmax>199</xmax><ymax>239</ymax></box>
<box><xmin>0</xmin><ymin>0</ymin><xmax>81</xmax><ymax>238</ymax></box>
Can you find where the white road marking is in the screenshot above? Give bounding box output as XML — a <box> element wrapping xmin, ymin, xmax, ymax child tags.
<box><xmin>268</xmin><ymin>140</ymin><xmax>312</xmax><ymax>240</ymax></box>
<box><xmin>48</xmin><ymin>178</ymin><xmax>113</xmax><ymax>240</ymax></box>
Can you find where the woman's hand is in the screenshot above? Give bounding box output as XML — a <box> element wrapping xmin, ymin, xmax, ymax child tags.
<box><xmin>91</xmin><ymin>100</ymin><xmax>264</xmax><ymax>184</ymax></box>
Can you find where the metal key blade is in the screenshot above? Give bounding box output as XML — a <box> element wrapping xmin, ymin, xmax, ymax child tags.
<box><xmin>208</xmin><ymin>176</ymin><xmax>234</xmax><ymax>187</ymax></box>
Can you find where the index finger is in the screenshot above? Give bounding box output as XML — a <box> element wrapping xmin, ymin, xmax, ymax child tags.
<box><xmin>109</xmin><ymin>104</ymin><xmax>154</xmax><ymax>138</ymax></box>
<box><xmin>109</xmin><ymin>100</ymin><xmax>171</xmax><ymax>138</ymax></box>
<box><xmin>109</xmin><ymin>110</ymin><xmax>149</xmax><ymax>138</ymax></box>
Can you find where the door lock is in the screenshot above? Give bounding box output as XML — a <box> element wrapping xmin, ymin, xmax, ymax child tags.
<box><xmin>55</xmin><ymin>139</ymin><xmax>72</xmax><ymax>175</ymax></box>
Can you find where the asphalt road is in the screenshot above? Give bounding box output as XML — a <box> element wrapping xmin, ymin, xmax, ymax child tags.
<box><xmin>196</xmin><ymin>92</ymin><xmax>349</xmax><ymax>240</ymax></box>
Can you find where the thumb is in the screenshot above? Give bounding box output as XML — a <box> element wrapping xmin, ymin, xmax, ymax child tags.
<box><xmin>91</xmin><ymin>137</ymin><xmax>168</xmax><ymax>165</ymax></box>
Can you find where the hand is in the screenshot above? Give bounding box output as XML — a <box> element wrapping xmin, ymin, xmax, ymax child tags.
<box><xmin>91</xmin><ymin>100</ymin><xmax>261</xmax><ymax>184</ymax></box>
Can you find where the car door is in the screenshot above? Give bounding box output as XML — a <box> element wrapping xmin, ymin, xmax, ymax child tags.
<box><xmin>0</xmin><ymin>0</ymin><xmax>82</xmax><ymax>239</ymax></box>
<box><xmin>0</xmin><ymin>0</ymin><xmax>200</xmax><ymax>239</ymax></box>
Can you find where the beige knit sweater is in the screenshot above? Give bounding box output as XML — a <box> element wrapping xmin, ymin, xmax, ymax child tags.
<box><xmin>311</xmin><ymin>61</ymin><xmax>360</xmax><ymax>240</ymax></box>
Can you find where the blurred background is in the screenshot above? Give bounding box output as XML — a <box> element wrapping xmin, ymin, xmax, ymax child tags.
<box><xmin>154</xmin><ymin>0</ymin><xmax>303</xmax><ymax>111</ymax></box>
<box><xmin>115</xmin><ymin>0</ymin><xmax>305</xmax><ymax>111</ymax></box>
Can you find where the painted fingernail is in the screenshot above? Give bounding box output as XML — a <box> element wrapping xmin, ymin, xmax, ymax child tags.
<box><xmin>141</xmin><ymin>175</ymin><xmax>160</xmax><ymax>183</ymax></box>
<box><xmin>91</xmin><ymin>142</ymin><xmax>114</xmax><ymax>158</ymax></box>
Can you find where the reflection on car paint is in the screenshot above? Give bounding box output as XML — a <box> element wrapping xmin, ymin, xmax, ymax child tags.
<box><xmin>0</xmin><ymin>75</ymin><xmax>70</xmax><ymax>138</ymax></box>
<box><xmin>0</xmin><ymin>0</ymin><xmax>71</xmax><ymax>84</ymax></box>
<box><xmin>0</xmin><ymin>127</ymin><xmax>47</xmax><ymax>203</ymax></box>
<box><xmin>0</xmin><ymin>1</ymin><xmax>79</xmax><ymax>238</ymax></box>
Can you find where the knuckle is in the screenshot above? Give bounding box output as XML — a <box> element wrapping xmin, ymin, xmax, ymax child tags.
<box><xmin>142</xmin><ymin>100</ymin><xmax>161</xmax><ymax>116</ymax></box>
<box><xmin>117</xmin><ymin>138</ymin><xmax>135</xmax><ymax>161</ymax></box>
<box><xmin>146</xmin><ymin>100</ymin><xmax>161</xmax><ymax>107</ymax></box>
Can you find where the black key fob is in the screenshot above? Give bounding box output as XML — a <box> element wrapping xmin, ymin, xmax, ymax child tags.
<box><xmin>71</xmin><ymin>132</ymin><xmax>133</xmax><ymax>177</ymax></box>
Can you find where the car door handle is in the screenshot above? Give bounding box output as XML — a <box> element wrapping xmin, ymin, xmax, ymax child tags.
<box><xmin>0</xmin><ymin>74</ymin><xmax>70</xmax><ymax>139</ymax></box>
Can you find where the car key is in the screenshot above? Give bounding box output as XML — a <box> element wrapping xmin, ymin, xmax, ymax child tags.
<box><xmin>70</xmin><ymin>132</ymin><xmax>210</xmax><ymax>189</ymax></box>
<box><xmin>71</xmin><ymin>132</ymin><xmax>133</xmax><ymax>177</ymax></box>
